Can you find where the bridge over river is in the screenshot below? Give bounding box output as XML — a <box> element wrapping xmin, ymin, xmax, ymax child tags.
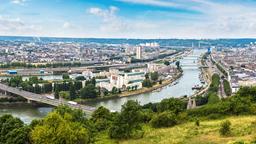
<box><xmin>0</xmin><ymin>83</ymin><xmax>96</xmax><ymax>113</ymax></box>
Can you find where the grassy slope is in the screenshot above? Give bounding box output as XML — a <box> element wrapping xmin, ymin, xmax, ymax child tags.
<box><xmin>96</xmin><ymin>116</ymin><xmax>256</xmax><ymax>144</ymax></box>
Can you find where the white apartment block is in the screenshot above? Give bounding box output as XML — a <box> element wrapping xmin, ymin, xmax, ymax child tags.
<box><xmin>96</xmin><ymin>70</ymin><xmax>145</xmax><ymax>91</ymax></box>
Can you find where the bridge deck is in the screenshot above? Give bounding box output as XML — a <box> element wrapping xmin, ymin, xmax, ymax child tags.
<box><xmin>0</xmin><ymin>83</ymin><xmax>96</xmax><ymax>113</ymax></box>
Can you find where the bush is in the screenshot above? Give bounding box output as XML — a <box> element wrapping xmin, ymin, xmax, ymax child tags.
<box><xmin>62</xmin><ymin>73</ymin><xmax>70</xmax><ymax>79</ymax></box>
<box><xmin>207</xmin><ymin>113</ymin><xmax>224</xmax><ymax>120</ymax></box>
<box><xmin>219</xmin><ymin>120</ymin><xmax>231</xmax><ymax>136</ymax></box>
<box><xmin>195</xmin><ymin>119</ymin><xmax>200</xmax><ymax>126</ymax></box>
<box><xmin>150</xmin><ymin>111</ymin><xmax>177</xmax><ymax>128</ymax></box>
<box><xmin>223</xmin><ymin>79</ymin><xmax>232</xmax><ymax>96</ymax></box>
<box><xmin>109</xmin><ymin>100</ymin><xmax>143</xmax><ymax>139</ymax></box>
<box><xmin>156</xmin><ymin>98</ymin><xmax>186</xmax><ymax>114</ymax></box>
<box><xmin>207</xmin><ymin>92</ymin><xmax>220</xmax><ymax>104</ymax></box>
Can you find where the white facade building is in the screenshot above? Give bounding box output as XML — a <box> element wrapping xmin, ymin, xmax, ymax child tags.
<box><xmin>96</xmin><ymin>70</ymin><xmax>145</xmax><ymax>91</ymax></box>
<box><xmin>136</xmin><ymin>46</ymin><xmax>142</xmax><ymax>59</ymax></box>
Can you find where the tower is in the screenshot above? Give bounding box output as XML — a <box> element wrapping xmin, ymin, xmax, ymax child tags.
<box><xmin>136</xmin><ymin>46</ymin><xmax>142</xmax><ymax>59</ymax></box>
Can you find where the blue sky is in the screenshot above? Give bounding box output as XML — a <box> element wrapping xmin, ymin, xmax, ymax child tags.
<box><xmin>0</xmin><ymin>0</ymin><xmax>256</xmax><ymax>38</ymax></box>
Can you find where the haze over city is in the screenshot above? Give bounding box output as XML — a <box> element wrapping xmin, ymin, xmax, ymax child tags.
<box><xmin>1</xmin><ymin>0</ymin><xmax>256</xmax><ymax>38</ymax></box>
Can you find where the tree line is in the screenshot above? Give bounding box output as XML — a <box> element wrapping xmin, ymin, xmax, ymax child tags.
<box><xmin>2</xmin><ymin>85</ymin><xmax>256</xmax><ymax>143</ymax></box>
<box><xmin>0</xmin><ymin>61</ymin><xmax>103</xmax><ymax>69</ymax></box>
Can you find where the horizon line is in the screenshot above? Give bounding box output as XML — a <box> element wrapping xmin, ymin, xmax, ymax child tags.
<box><xmin>1</xmin><ymin>35</ymin><xmax>256</xmax><ymax>40</ymax></box>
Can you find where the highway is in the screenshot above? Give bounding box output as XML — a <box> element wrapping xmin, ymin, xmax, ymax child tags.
<box><xmin>0</xmin><ymin>83</ymin><xmax>96</xmax><ymax>113</ymax></box>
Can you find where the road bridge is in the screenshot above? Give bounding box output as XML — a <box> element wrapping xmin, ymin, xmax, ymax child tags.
<box><xmin>0</xmin><ymin>83</ymin><xmax>96</xmax><ymax>113</ymax></box>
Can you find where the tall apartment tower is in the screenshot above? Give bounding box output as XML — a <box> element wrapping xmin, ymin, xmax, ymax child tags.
<box><xmin>136</xmin><ymin>46</ymin><xmax>142</xmax><ymax>59</ymax></box>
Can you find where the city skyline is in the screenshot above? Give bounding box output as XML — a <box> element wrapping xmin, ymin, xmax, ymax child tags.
<box><xmin>1</xmin><ymin>0</ymin><xmax>256</xmax><ymax>39</ymax></box>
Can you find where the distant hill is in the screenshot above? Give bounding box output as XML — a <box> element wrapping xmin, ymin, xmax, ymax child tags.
<box><xmin>0</xmin><ymin>36</ymin><xmax>256</xmax><ymax>47</ymax></box>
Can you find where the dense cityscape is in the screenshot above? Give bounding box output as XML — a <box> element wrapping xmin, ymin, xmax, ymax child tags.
<box><xmin>1</xmin><ymin>0</ymin><xmax>256</xmax><ymax>144</ymax></box>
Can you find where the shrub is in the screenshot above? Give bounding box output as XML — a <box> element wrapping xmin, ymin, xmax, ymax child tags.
<box><xmin>150</xmin><ymin>111</ymin><xmax>177</xmax><ymax>128</ymax></box>
<box><xmin>109</xmin><ymin>100</ymin><xmax>143</xmax><ymax>139</ymax></box>
<box><xmin>156</xmin><ymin>98</ymin><xmax>186</xmax><ymax>114</ymax></box>
<box><xmin>219</xmin><ymin>120</ymin><xmax>231</xmax><ymax>136</ymax></box>
<box><xmin>195</xmin><ymin>119</ymin><xmax>200</xmax><ymax>126</ymax></box>
<box><xmin>207</xmin><ymin>92</ymin><xmax>220</xmax><ymax>104</ymax></box>
<box><xmin>223</xmin><ymin>79</ymin><xmax>232</xmax><ymax>96</ymax></box>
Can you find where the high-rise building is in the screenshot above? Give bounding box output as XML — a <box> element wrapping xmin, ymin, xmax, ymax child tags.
<box><xmin>136</xmin><ymin>46</ymin><xmax>142</xmax><ymax>59</ymax></box>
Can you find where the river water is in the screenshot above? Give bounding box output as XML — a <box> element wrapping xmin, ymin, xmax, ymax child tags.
<box><xmin>0</xmin><ymin>104</ymin><xmax>52</xmax><ymax>124</ymax></box>
<box><xmin>0</xmin><ymin>49</ymin><xmax>205</xmax><ymax>123</ymax></box>
<box><xmin>87</xmin><ymin>49</ymin><xmax>205</xmax><ymax>111</ymax></box>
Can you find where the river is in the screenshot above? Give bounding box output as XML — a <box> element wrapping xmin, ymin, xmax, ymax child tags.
<box><xmin>0</xmin><ymin>104</ymin><xmax>52</xmax><ymax>124</ymax></box>
<box><xmin>86</xmin><ymin>49</ymin><xmax>205</xmax><ymax>111</ymax></box>
<box><xmin>0</xmin><ymin>49</ymin><xmax>206</xmax><ymax>123</ymax></box>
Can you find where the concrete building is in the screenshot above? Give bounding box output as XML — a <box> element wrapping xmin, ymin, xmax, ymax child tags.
<box><xmin>96</xmin><ymin>70</ymin><xmax>145</xmax><ymax>91</ymax></box>
<box><xmin>136</xmin><ymin>46</ymin><xmax>142</xmax><ymax>59</ymax></box>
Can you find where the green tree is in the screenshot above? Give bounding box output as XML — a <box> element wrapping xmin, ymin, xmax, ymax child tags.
<box><xmin>62</xmin><ymin>73</ymin><xmax>70</xmax><ymax>79</ymax></box>
<box><xmin>34</xmin><ymin>84</ymin><xmax>41</xmax><ymax>94</ymax></box>
<box><xmin>30</xmin><ymin>112</ymin><xmax>89</xmax><ymax>144</ymax></box>
<box><xmin>142</xmin><ymin>79</ymin><xmax>152</xmax><ymax>88</ymax></box>
<box><xmin>150</xmin><ymin>111</ymin><xmax>177</xmax><ymax>128</ymax></box>
<box><xmin>75</xmin><ymin>76</ymin><xmax>86</xmax><ymax>81</ymax></box>
<box><xmin>54</xmin><ymin>105</ymin><xmax>87</xmax><ymax>122</ymax></box>
<box><xmin>54</xmin><ymin>88</ymin><xmax>60</xmax><ymax>99</ymax></box>
<box><xmin>157</xmin><ymin>98</ymin><xmax>186</xmax><ymax>114</ymax></box>
<box><xmin>223</xmin><ymin>79</ymin><xmax>232</xmax><ymax>96</ymax></box>
<box><xmin>85</xmin><ymin>77</ymin><xmax>96</xmax><ymax>86</ymax></box>
<box><xmin>29</xmin><ymin>76</ymin><xmax>39</xmax><ymax>84</ymax></box>
<box><xmin>175</xmin><ymin>61</ymin><xmax>180</xmax><ymax>69</ymax></box>
<box><xmin>80</xmin><ymin>84</ymin><xmax>97</xmax><ymax>99</ymax></box>
<box><xmin>74</xmin><ymin>81</ymin><xmax>83</xmax><ymax>90</ymax></box>
<box><xmin>207</xmin><ymin>92</ymin><xmax>220</xmax><ymax>104</ymax></box>
<box><xmin>91</xmin><ymin>106</ymin><xmax>112</xmax><ymax>131</ymax></box>
<box><xmin>150</xmin><ymin>72</ymin><xmax>159</xmax><ymax>81</ymax></box>
<box><xmin>145</xmin><ymin>73</ymin><xmax>149</xmax><ymax>79</ymax></box>
<box><xmin>111</xmin><ymin>86</ymin><xmax>118</xmax><ymax>94</ymax></box>
<box><xmin>8</xmin><ymin>76</ymin><xmax>22</xmax><ymax>87</ymax></box>
<box><xmin>0</xmin><ymin>114</ymin><xmax>29</xmax><ymax>144</ymax></box>
<box><xmin>69</xmin><ymin>82</ymin><xmax>76</xmax><ymax>100</ymax></box>
<box><xmin>43</xmin><ymin>83</ymin><xmax>53</xmax><ymax>93</ymax></box>
<box><xmin>164</xmin><ymin>61</ymin><xmax>170</xmax><ymax>66</ymax></box>
<box><xmin>109</xmin><ymin>100</ymin><xmax>143</xmax><ymax>139</ymax></box>
<box><xmin>159</xmin><ymin>79</ymin><xmax>162</xmax><ymax>84</ymax></box>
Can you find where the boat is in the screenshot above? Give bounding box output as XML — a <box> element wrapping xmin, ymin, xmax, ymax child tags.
<box><xmin>173</xmin><ymin>81</ymin><xmax>178</xmax><ymax>85</ymax></box>
<box><xmin>192</xmin><ymin>84</ymin><xmax>203</xmax><ymax>90</ymax></box>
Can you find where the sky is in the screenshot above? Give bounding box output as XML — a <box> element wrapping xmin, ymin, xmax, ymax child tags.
<box><xmin>0</xmin><ymin>0</ymin><xmax>256</xmax><ymax>39</ymax></box>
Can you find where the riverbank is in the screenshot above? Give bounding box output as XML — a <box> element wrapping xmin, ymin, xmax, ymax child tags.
<box><xmin>77</xmin><ymin>71</ymin><xmax>183</xmax><ymax>104</ymax></box>
<box><xmin>0</xmin><ymin>102</ymin><xmax>52</xmax><ymax>108</ymax></box>
<box><xmin>191</xmin><ymin>57</ymin><xmax>211</xmax><ymax>98</ymax></box>
<box><xmin>119</xmin><ymin>72</ymin><xmax>183</xmax><ymax>97</ymax></box>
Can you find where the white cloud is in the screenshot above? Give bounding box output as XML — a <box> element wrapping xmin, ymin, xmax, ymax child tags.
<box><xmin>86</xmin><ymin>1</ymin><xmax>256</xmax><ymax>39</ymax></box>
<box><xmin>88</xmin><ymin>6</ymin><xmax>129</xmax><ymax>34</ymax></box>
<box><xmin>118</xmin><ymin>0</ymin><xmax>179</xmax><ymax>8</ymax></box>
<box><xmin>88</xmin><ymin>6</ymin><xmax>119</xmax><ymax>22</ymax></box>
<box><xmin>0</xmin><ymin>16</ymin><xmax>42</xmax><ymax>36</ymax></box>
<box><xmin>62</xmin><ymin>22</ymin><xmax>72</xmax><ymax>29</ymax></box>
<box><xmin>11</xmin><ymin>0</ymin><xmax>27</xmax><ymax>5</ymax></box>
<box><xmin>3</xmin><ymin>0</ymin><xmax>256</xmax><ymax>38</ymax></box>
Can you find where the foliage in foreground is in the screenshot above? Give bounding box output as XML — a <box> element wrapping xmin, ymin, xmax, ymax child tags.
<box><xmin>219</xmin><ymin>120</ymin><xmax>231</xmax><ymax>136</ymax></box>
<box><xmin>3</xmin><ymin>86</ymin><xmax>256</xmax><ymax>143</ymax></box>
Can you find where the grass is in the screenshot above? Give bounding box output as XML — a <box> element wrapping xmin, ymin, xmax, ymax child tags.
<box><xmin>95</xmin><ymin>115</ymin><xmax>256</xmax><ymax>144</ymax></box>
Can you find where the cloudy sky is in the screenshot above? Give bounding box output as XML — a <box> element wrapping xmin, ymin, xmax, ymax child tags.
<box><xmin>0</xmin><ymin>0</ymin><xmax>256</xmax><ymax>38</ymax></box>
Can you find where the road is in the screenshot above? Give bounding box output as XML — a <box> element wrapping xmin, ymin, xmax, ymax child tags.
<box><xmin>0</xmin><ymin>83</ymin><xmax>96</xmax><ymax>113</ymax></box>
<box><xmin>206</xmin><ymin>56</ymin><xmax>227</xmax><ymax>99</ymax></box>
